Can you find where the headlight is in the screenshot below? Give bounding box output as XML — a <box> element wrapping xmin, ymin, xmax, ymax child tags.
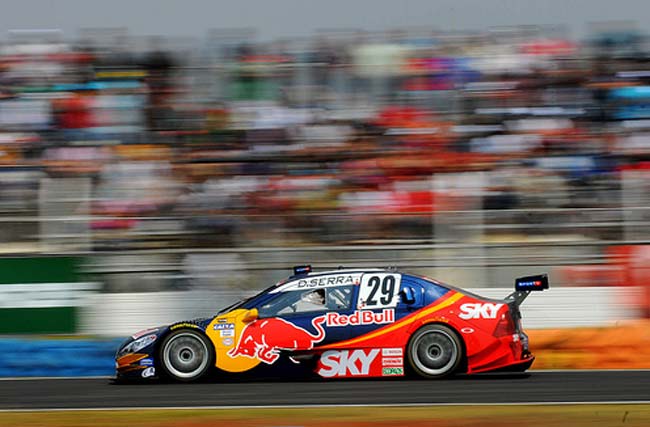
<box><xmin>117</xmin><ymin>334</ymin><xmax>157</xmax><ymax>358</ymax></box>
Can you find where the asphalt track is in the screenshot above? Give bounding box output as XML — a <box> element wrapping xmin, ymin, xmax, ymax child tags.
<box><xmin>1</xmin><ymin>371</ymin><xmax>649</xmax><ymax>410</ymax></box>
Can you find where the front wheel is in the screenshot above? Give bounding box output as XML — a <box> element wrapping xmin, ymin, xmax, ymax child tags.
<box><xmin>159</xmin><ymin>329</ymin><xmax>214</xmax><ymax>382</ymax></box>
<box><xmin>407</xmin><ymin>324</ymin><xmax>463</xmax><ymax>379</ymax></box>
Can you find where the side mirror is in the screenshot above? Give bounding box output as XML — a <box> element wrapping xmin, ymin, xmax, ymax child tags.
<box><xmin>400</xmin><ymin>287</ymin><xmax>416</xmax><ymax>304</ymax></box>
<box><xmin>242</xmin><ymin>308</ymin><xmax>259</xmax><ymax>323</ymax></box>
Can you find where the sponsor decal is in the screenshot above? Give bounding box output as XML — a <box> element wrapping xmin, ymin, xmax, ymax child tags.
<box><xmin>519</xmin><ymin>280</ymin><xmax>542</xmax><ymax>288</ymax></box>
<box><xmin>272</xmin><ymin>274</ymin><xmax>362</xmax><ymax>293</ymax></box>
<box><xmin>382</xmin><ymin>367</ymin><xmax>404</xmax><ymax>376</ymax></box>
<box><xmin>515</xmin><ymin>275</ymin><xmax>548</xmax><ymax>291</ymax></box>
<box><xmin>131</xmin><ymin>328</ymin><xmax>159</xmax><ymax>340</ymax></box>
<box><xmin>326</xmin><ymin>309</ymin><xmax>394</xmax><ymax>327</ymax></box>
<box><xmin>382</xmin><ymin>357</ymin><xmax>403</xmax><ymax>367</ymax></box>
<box><xmin>317</xmin><ymin>349</ymin><xmax>380</xmax><ymax>378</ymax></box>
<box><xmin>213</xmin><ymin>323</ymin><xmax>235</xmax><ymax>330</ymax></box>
<box><xmin>222</xmin><ymin>337</ymin><xmax>234</xmax><ymax>346</ymax></box>
<box><xmin>139</xmin><ymin>358</ymin><xmax>154</xmax><ymax>366</ymax></box>
<box><xmin>217</xmin><ymin>318</ymin><xmax>228</xmax><ymax>323</ymax></box>
<box><xmin>214</xmin><ymin>323</ymin><xmax>235</xmax><ymax>337</ymax></box>
<box><xmin>458</xmin><ymin>303</ymin><xmax>503</xmax><ymax>320</ymax></box>
<box><xmin>381</xmin><ymin>348</ymin><xmax>403</xmax><ymax>357</ymax></box>
<box><xmin>228</xmin><ymin>316</ymin><xmax>326</xmax><ymax>364</ymax></box>
<box><xmin>141</xmin><ymin>367</ymin><xmax>155</xmax><ymax>378</ymax></box>
<box><xmin>293</xmin><ymin>265</ymin><xmax>312</xmax><ymax>275</ymax></box>
<box><xmin>461</xmin><ymin>327</ymin><xmax>475</xmax><ymax>334</ymax></box>
<box><xmin>170</xmin><ymin>322</ymin><xmax>200</xmax><ymax>331</ymax></box>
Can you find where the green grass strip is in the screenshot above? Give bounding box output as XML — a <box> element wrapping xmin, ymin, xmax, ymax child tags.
<box><xmin>3</xmin><ymin>404</ymin><xmax>650</xmax><ymax>427</ymax></box>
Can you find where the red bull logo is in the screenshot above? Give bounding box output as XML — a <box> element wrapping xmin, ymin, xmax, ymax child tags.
<box><xmin>325</xmin><ymin>309</ymin><xmax>394</xmax><ymax>327</ymax></box>
<box><xmin>228</xmin><ymin>316</ymin><xmax>326</xmax><ymax>364</ymax></box>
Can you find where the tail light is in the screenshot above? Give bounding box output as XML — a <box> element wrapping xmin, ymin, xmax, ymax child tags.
<box><xmin>493</xmin><ymin>311</ymin><xmax>516</xmax><ymax>337</ymax></box>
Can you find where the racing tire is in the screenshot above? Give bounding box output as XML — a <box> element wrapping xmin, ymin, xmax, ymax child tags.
<box><xmin>159</xmin><ymin>329</ymin><xmax>214</xmax><ymax>382</ymax></box>
<box><xmin>407</xmin><ymin>324</ymin><xmax>463</xmax><ymax>379</ymax></box>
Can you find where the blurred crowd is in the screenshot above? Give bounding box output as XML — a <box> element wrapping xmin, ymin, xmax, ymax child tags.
<box><xmin>1</xmin><ymin>26</ymin><xmax>650</xmax><ymax>250</ymax></box>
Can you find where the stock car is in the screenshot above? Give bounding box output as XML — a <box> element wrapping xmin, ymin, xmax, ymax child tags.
<box><xmin>115</xmin><ymin>266</ymin><xmax>548</xmax><ymax>381</ymax></box>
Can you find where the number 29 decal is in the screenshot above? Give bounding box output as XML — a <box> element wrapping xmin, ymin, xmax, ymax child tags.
<box><xmin>357</xmin><ymin>273</ymin><xmax>401</xmax><ymax>309</ymax></box>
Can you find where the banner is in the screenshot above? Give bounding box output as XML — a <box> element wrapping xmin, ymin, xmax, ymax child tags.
<box><xmin>0</xmin><ymin>257</ymin><xmax>99</xmax><ymax>334</ymax></box>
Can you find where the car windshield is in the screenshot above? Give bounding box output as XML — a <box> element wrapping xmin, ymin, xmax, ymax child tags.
<box><xmin>216</xmin><ymin>282</ymin><xmax>282</xmax><ymax>315</ymax></box>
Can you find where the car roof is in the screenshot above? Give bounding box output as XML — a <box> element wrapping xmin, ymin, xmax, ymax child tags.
<box><xmin>269</xmin><ymin>268</ymin><xmax>394</xmax><ymax>294</ymax></box>
<box><xmin>296</xmin><ymin>268</ymin><xmax>387</xmax><ymax>277</ymax></box>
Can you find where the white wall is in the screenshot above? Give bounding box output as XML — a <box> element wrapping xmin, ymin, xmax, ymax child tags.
<box><xmin>80</xmin><ymin>287</ymin><xmax>644</xmax><ymax>336</ymax></box>
<box><xmin>467</xmin><ymin>287</ymin><xmax>642</xmax><ymax>329</ymax></box>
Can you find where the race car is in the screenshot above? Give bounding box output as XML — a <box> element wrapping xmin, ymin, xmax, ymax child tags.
<box><xmin>115</xmin><ymin>266</ymin><xmax>548</xmax><ymax>381</ymax></box>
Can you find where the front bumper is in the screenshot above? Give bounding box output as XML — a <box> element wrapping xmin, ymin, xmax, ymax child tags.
<box><xmin>115</xmin><ymin>352</ymin><xmax>158</xmax><ymax>380</ymax></box>
<box><xmin>115</xmin><ymin>328</ymin><xmax>167</xmax><ymax>381</ymax></box>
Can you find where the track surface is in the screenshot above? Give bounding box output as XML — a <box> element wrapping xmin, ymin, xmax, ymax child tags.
<box><xmin>1</xmin><ymin>371</ymin><xmax>649</xmax><ymax>409</ymax></box>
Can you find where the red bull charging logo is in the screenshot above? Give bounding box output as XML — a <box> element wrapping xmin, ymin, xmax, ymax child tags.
<box><xmin>228</xmin><ymin>316</ymin><xmax>326</xmax><ymax>364</ymax></box>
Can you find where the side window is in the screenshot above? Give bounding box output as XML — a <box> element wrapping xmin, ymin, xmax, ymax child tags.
<box><xmin>398</xmin><ymin>278</ymin><xmax>425</xmax><ymax>307</ymax></box>
<box><xmin>327</xmin><ymin>286</ymin><xmax>354</xmax><ymax>310</ymax></box>
<box><xmin>258</xmin><ymin>286</ymin><xmax>354</xmax><ymax>317</ymax></box>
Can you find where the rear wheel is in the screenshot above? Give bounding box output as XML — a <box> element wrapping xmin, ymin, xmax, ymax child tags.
<box><xmin>159</xmin><ymin>329</ymin><xmax>214</xmax><ymax>382</ymax></box>
<box><xmin>407</xmin><ymin>324</ymin><xmax>463</xmax><ymax>379</ymax></box>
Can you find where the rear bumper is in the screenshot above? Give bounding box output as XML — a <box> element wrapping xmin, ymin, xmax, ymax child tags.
<box><xmin>489</xmin><ymin>355</ymin><xmax>535</xmax><ymax>373</ymax></box>
<box><xmin>470</xmin><ymin>353</ymin><xmax>535</xmax><ymax>374</ymax></box>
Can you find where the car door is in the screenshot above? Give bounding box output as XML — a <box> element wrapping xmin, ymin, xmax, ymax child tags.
<box><xmin>323</xmin><ymin>272</ymin><xmax>427</xmax><ymax>341</ymax></box>
<box><xmin>323</xmin><ymin>271</ymin><xmax>404</xmax><ymax>340</ymax></box>
<box><xmin>255</xmin><ymin>284</ymin><xmax>358</xmax><ymax>350</ymax></box>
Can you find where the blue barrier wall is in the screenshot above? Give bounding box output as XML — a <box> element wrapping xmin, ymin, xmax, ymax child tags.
<box><xmin>0</xmin><ymin>338</ymin><xmax>123</xmax><ymax>377</ymax></box>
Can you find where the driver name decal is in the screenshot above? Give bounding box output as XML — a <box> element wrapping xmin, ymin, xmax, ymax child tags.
<box><xmin>272</xmin><ymin>274</ymin><xmax>362</xmax><ymax>293</ymax></box>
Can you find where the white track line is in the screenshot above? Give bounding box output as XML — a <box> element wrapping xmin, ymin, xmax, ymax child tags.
<box><xmin>528</xmin><ymin>369</ymin><xmax>650</xmax><ymax>373</ymax></box>
<box><xmin>1</xmin><ymin>369</ymin><xmax>650</xmax><ymax>381</ymax></box>
<box><xmin>2</xmin><ymin>402</ymin><xmax>650</xmax><ymax>412</ymax></box>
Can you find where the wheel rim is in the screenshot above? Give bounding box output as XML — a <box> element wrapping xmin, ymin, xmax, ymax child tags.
<box><xmin>411</xmin><ymin>329</ymin><xmax>458</xmax><ymax>376</ymax></box>
<box><xmin>162</xmin><ymin>332</ymin><xmax>209</xmax><ymax>379</ymax></box>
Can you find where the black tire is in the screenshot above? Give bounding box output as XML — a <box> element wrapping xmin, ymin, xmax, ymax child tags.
<box><xmin>159</xmin><ymin>329</ymin><xmax>214</xmax><ymax>382</ymax></box>
<box><xmin>407</xmin><ymin>324</ymin><xmax>463</xmax><ymax>379</ymax></box>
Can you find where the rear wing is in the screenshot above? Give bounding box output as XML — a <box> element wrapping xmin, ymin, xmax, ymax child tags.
<box><xmin>505</xmin><ymin>274</ymin><xmax>549</xmax><ymax>306</ymax></box>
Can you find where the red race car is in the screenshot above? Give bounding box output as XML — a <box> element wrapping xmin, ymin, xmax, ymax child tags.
<box><xmin>116</xmin><ymin>266</ymin><xmax>548</xmax><ymax>381</ymax></box>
